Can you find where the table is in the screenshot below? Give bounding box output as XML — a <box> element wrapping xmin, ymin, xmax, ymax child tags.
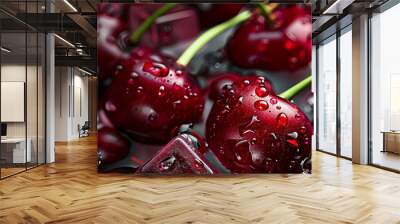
<box><xmin>1</xmin><ymin>138</ymin><xmax>31</xmax><ymax>163</ymax></box>
<box><xmin>382</xmin><ymin>131</ymin><xmax>400</xmax><ymax>154</ymax></box>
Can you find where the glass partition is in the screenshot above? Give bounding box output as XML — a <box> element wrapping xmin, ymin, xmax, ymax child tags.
<box><xmin>370</xmin><ymin>4</ymin><xmax>400</xmax><ymax>171</ymax></box>
<box><xmin>27</xmin><ymin>30</ymin><xmax>38</xmax><ymax>169</ymax></box>
<box><xmin>317</xmin><ymin>35</ymin><xmax>337</xmax><ymax>154</ymax></box>
<box><xmin>0</xmin><ymin>0</ymin><xmax>46</xmax><ymax>179</ymax></box>
<box><xmin>339</xmin><ymin>26</ymin><xmax>352</xmax><ymax>158</ymax></box>
<box><xmin>1</xmin><ymin>31</ymin><xmax>28</xmax><ymax>177</ymax></box>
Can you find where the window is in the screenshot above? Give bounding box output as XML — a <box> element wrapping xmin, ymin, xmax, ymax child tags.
<box><xmin>339</xmin><ymin>27</ymin><xmax>352</xmax><ymax>158</ymax></box>
<box><xmin>370</xmin><ymin>4</ymin><xmax>400</xmax><ymax>171</ymax></box>
<box><xmin>317</xmin><ymin>35</ymin><xmax>337</xmax><ymax>154</ymax></box>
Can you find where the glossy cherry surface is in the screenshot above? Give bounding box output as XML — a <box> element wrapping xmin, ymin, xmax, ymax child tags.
<box><xmin>98</xmin><ymin>127</ymin><xmax>130</xmax><ymax>164</ymax></box>
<box><xmin>198</xmin><ymin>4</ymin><xmax>244</xmax><ymax>28</ymax></box>
<box><xmin>97</xmin><ymin>5</ymin><xmax>129</xmax><ymax>78</ymax></box>
<box><xmin>226</xmin><ymin>5</ymin><xmax>312</xmax><ymax>71</ymax></box>
<box><xmin>128</xmin><ymin>4</ymin><xmax>200</xmax><ymax>49</ymax></box>
<box><xmin>206</xmin><ymin>76</ymin><xmax>313</xmax><ymax>173</ymax></box>
<box><xmin>207</xmin><ymin>73</ymin><xmax>275</xmax><ymax>101</ymax></box>
<box><xmin>102</xmin><ymin>47</ymin><xmax>205</xmax><ymax>143</ymax></box>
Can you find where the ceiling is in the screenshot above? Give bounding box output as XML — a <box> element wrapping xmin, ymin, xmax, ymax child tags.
<box><xmin>0</xmin><ymin>0</ymin><xmax>394</xmax><ymax>73</ymax></box>
<box><xmin>311</xmin><ymin>0</ymin><xmax>390</xmax><ymax>43</ymax></box>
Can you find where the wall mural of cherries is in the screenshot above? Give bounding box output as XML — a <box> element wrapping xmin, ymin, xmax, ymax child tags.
<box><xmin>97</xmin><ymin>3</ymin><xmax>313</xmax><ymax>174</ymax></box>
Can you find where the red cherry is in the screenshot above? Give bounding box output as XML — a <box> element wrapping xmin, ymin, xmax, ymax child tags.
<box><xmin>128</xmin><ymin>4</ymin><xmax>200</xmax><ymax>49</ymax></box>
<box><xmin>226</xmin><ymin>5</ymin><xmax>312</xmax><ymax>71</ymax></box>
<box><xmin>207</xmin><ymin>73</ymin><xmax>274</xmax><ymax>101</ymax></box>
<box><xmin>98</xmin><ymin>3</ymin><xmax>129</xmax><ymax>18</ymax></box>
<box><xmin>206</xmin><ymin>76</ymin><xmax>313</xmax><ymax>173</ymax></box>
<box><xmin>140</xmin><ymin>133</ymin><xmax>218</xmax><ymax>174</ymax></box>
<box><xmin>98</xmin><ymin>127</ymin><xmax>130</xmax><ymax>164</ymax></box>
<box><xmin>207</xmin><ymin>72</ymin><xmax>242</xmax><ymax>101</ymax></box>
<box><xmin>97</xmin><ymin>13</ymin><xmax>129</xmax><ymax>78</ymax></box>
<box><xmin>102</xmin><ymin>47</ymin><xmax>205</xmax><ymax>143</ymax></box>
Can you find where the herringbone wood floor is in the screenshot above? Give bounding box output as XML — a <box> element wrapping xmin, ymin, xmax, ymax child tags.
<box><xmin>1</xmin><ymin>135</ymin><xmax>400</xmax><ymax>224</ymax></box>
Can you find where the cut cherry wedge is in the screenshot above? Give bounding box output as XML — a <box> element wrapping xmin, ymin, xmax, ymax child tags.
<box><xmin>140</xmin><ymin>133</ymin><xmax>218</xmax><ymax>174</ymax></box>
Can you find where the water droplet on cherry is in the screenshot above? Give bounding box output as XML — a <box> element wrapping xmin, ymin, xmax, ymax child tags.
<box><xmin>136</xmin><ymin>86</ymin><xmax>143</xmax><ymax>94</ymax></box>
<box><xmin>254</xmin><ymin>100</ymin><xmax>268</xmax><ymax>111</ymax></box>
<box><xmin>194</xmin><ymin>159</ymin><xmax>203</xmax><ymax>169</ymax></box>
<box><xmin>270</xmin><ymin>97</ymin><xmax>277</xmax><ymax>105</ymax></box>
<box><xmin>276</xmin><ymin>113</ymin><xmax>288</xmax><ymax>128</ymax></box>
<box><xmin>158</xmin><ymin>86</ymin><xmax>166</xmax><ymax>97</ymax></box>
<box><xmin>131</xmin><ymin>72</ymin><xmax>139</xmax><ymax>78</ymax></box>
<box><xmin>127</xmin><ymin>78</ymin><xmax>135</xmax><ymax>86</ymax></box>
<box><xmin>284</xmin><ymin>40</ymin><xmax>296</xmax><ymax>50</ymax></box>
<box><xmin>114</xmin><ymin>65</ymin><xmax>123</xmax><ymax>76</ymax></box>
<box><xmin>148</xmin><ymin>112</ymin><xmax>158</xmax><ymax>121</ymax></box>
<box><xmin>238</xmin><ymin>96</ymin><xmax>244</xmax><ymax>104</ymax></box>
<box><xmin>287</xmin><ymin>139</ymin><xmax>299</xmax><ymax>148</ymax></box>
<box><xmin>105</xmin><ymin>101</ymin><xmax>117</xmax><ymax>112</ymax></box>
<box><xmin>143</xmin><ymin>61</ymin><xmax>169</xmax><ymax>77</ymax></box>
<box><xmin>234</xmin><ymin>140</ymin><xmax>251</xmax><ymax>164</ymax></box>
<box><xmin>243</xmin><ymin>80</ymin><xmax>250</xmax><ymax>86</ymax></box>
<box><xmin>255</xmin><ymin>86</ymin><xmax>268</xmax><ymax>97</ymax></box>
<box><xmin>287</xmin><ymin>132</ymin><xmax>298</xmax><ymax>139</ymax></box>
<box><xmin>175</xmin><ymin>70</ymin><xmax>183</xmax><ymax>76</ymax></box>
<box><xmin>159</xmin><ymin>156</ymin><xmax>176</xmax><ymax>171</ymax></box>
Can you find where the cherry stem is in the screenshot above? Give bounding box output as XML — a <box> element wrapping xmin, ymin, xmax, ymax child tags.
<box><xmin>177</xmin><ymin>10</ymin><xmax>252</xmax><ymax>67</ymax></box>
<box><xmin>257</xmin><ymin>3</ymin><xmax>271</xmax><ymax>17</ymax></box>
<box><xmin>256</xmin><ymin>3</ymin><xmax>278</xmax><ymax>22</ymax></box>
<box><xmin>130</xmin><ymin>3</ymin><xmax>177</xmax><ymax>44</ymax></box>
<box><xmin>278</xmin><ymin>76</ymin><xmax>312</xmax><ymax>100</ymax></box>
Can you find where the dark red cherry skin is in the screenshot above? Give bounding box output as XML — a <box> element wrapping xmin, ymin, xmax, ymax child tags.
<box><xmin>198</xmin><ymin>4</ymin><xmax>244</xmax><ymax>28</ymax></box>
<box><xmin>97</xmin><ymin>13</ymin><xmax>129</xmax><ymax>78</ymax></box>
<box><xmin>98</xmin><ymin>3</ymin><xmax>129</xmax><ymax>19</ymax></box>
<box><xmin>103</xmin><ymin>47</ymin><xmax>205</xmax><ymax>143</ymax></box>
<box><xmin>140</xmin><ymin>133</ymin><xmax>218</xmax><ymax>174</ymax></box>
<box><xmin>128</xmin><ymin>5</ymin><xmax>200</xmax><ymax>49</ymax></box>
<box><xmin>207</xmin><ymin>73</ymin><xmax>275</xmax><ymax>101</ymax></box>
<box><xmin>98</xmin><ymin>127</ymin><xmax>130</xmax><ymax>164</ymax></box>
<box><xmin>206</xmin><ymin>76</ymin><xmax>313</xmax><ymax>173</ymax></box>
<box><xmin>207</xmin><ymin>72</ymin><xmax>242</xmax><ymax>101</ymax></box>
<box><xmin>226</xmin><ymin>5</ymin><xmax>312</xmax><ymax>71</ymax></box>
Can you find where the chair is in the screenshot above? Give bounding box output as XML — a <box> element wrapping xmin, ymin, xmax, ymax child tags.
<box><xmin>78</xmin><ymin>121</ymin><xmax>90</xmax><ymax>138</ymax></box>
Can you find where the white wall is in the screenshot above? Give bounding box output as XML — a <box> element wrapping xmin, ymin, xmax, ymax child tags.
<box><xmin>54</xmin><ymin>67</ymin><xmax>89</xmax><ymax>141</ymax></box>
<box><xmin>1</xmin><ymin>65</ymin><xmax>38</xmax><ymax>137</ymax></box>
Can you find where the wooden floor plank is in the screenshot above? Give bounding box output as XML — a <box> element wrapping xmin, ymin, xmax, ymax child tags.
<box><xmin>1</xmin><ymin>135</ymin><xmax>400</xmax><ymax>224</ymax></box>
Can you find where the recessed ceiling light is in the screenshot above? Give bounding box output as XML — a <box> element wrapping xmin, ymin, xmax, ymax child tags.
<box><xmin>78</xmin><ymin>67</ymin><xmax>93</xmax><ymax>76</ymax></box>
<box><xmin>323</xmin><ymin>0</ymin><xmax>354</xmax><ymax>15</ymax></box>
<box><xmin>54</xmin><ymin>34</ymin><xmax>75</xmax><ymax>48</ymax></box>
<box><xmin>1</xmin><ymin>47</ymin><xmax>11</xmax><ymax>53</ymax></box>
<box><xmin>63</xmin><ymin>0</ymin><xmax>78</xmax><ymax>12</ymax></box>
